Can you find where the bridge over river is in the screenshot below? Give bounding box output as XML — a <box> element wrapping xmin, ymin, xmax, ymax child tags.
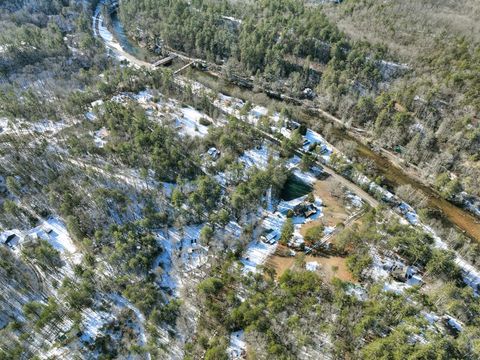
<box><xmin>93</xmin><ymin>0</ymin><xmax>202</xmax><ymax>72</ymax></box>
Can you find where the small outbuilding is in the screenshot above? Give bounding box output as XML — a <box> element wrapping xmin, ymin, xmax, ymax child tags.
<box><xmin>207</xmin><ymin>147</ymin><xmax>220</xmax><ymax>160</ymax></box>
<box><xmin>1</xmin><ymin>231</ymin><xmax>20</xmax><ymax>248</ymax></box>
<box><xmin>293</xmin><ymin>203</ymin><xmax>317</xmax><ymax>218</ymax></box>
<box><xmin>261</xmin><ymin>230</ymin><xmax>277</xmax><ymax>245</ymax></box>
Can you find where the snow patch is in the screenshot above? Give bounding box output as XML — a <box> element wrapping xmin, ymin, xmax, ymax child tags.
<box><xmin>176</xmin><ymin>106</ymin><xmax>211</xmax><ymax>138</ymax></box>
<box><xmin>241</xmin><ymin>240</ymin><xmax>277</xmax><ymax>274</ymax></box>
<box><xmin>80</xmin><ymin>308</ymin><xmax>113</xmax><ymax>343</ymax></box>
<box><xmin>228</xmin><ymin>330</ymin><xmax>246</xmax><ymax>359</ymax></box>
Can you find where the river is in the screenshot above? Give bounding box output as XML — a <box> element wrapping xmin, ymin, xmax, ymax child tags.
<box><xmin>110</xmin><ymin>11</ymin><xmax>143</xmax><ymax>57</ymax></box>
<box><xmin>95</xmin><ymin>1</ymin><xmax>151</xmax><ymax>63</ymax></box>
<box><xmin>354</xmin><ymin>141</ymin><xmax>480</xmax><ymax>241</ymax></box>
<box><xmin>104</xmin><ymin>6</ymin><xmax>480</xmax><ymax>243</ymax></box>
<box><xmin>188</xmin><ymin>70</ymin><xmax>480</xmax><ymax>242</ymax></box>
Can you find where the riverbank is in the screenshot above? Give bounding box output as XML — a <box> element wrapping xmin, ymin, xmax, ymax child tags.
<box><xmin>93</xmin><ymin>0</ymin><xmax>480</xmax><ymax>244</ymax></box>
<box><xmin>93</xmin><ymin>2</ymin><xmax>153</xmax><ymax>68</ymax></box>
<box><xmin>186</xmin><ymin>70</ymin><xmax>480</xmax><ymax>243</ymax></box>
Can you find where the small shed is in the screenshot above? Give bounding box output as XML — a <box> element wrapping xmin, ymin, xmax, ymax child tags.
<box><xmin>391</xmin><ymin>265</ymin><xmax>423</xmax><ymax>286</ymax></box>
<box><xmin>207</xmin><ymin>147</ymin><xmax>220</xmax><ymax>160</ymax></box>
<box><xmin>1</xmin><ymin>232</ymin><xmax>20</xmax><ymax>247</ymax></box>
<box><xmin>286</xmin><ymin>120</ymin><xmax>300</xmax><ymax>131</ymax></box>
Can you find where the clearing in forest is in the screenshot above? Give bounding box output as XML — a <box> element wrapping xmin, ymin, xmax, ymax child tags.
<box><xmin>267</xmin><ymin>252</ymin><xmax>355</xmax><ymax>283</ymax></box>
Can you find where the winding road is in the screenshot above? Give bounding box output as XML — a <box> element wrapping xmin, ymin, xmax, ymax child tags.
<box><xmin>91</xmin><ymin>2</ymin><xmax>380</xmax><ymax>210</ymax></box>
<box><xmin>91</xmin><ymin>2</ymin><xmax>480</xmax><ymax>293</ymax></box>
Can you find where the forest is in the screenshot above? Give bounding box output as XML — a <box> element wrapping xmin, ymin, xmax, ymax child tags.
<box><xmin>119</xmin><ymin>0</ymin><xmax>480</xmax><ymax>203</ymax></box>
<box><xmin>0</xmin><ymin>0</ymin><xmax>479</xmax><ymax>359</ymax></box>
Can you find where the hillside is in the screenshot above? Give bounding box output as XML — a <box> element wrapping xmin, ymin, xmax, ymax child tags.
<box><xmin>321</xmin><ymin>0</ymin><xmax>480</xmax><ymax>59</ymax></box>
<box><xmin>1</xmin><ymin>0</ymin><xmax>480</xmax><ymax>359</ymax></box>
<box><xmin>117</xmin><ymin>0</ymin><xmax>480</xmax><ymax>207</ymax></box>
<box><xmin>321</xmin><ymin>0</ymin><xmax>480</xmax><ymax>202</ymax></box>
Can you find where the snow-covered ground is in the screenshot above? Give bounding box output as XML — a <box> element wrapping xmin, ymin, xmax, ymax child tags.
<box><xmin>285</xmin><ymin>157</ymin><xmax>319</xmax><ymax>185</ymax></box>
<box><xmin>368</xmin><ymin>249</ymin><xmax>423</xmax><ymax>294</ymax></box>
<box><xmin>242</xmin><ymin>194</ymin><xmax>324</xmax><ymax>273</ymax></box>
<box><xmin>228</xmin><ymin>330</ymin><xmax>246</xmax><ymax>359</ymax></box>
<box><xmin>106</xmin><ymin>89</ymin><xmax>218</xmax><ymax>139</ymax></box>
<box><xmin>292</xmin><ymin>168</ymin><xmax>318</xmax><ymax>185</ymax></box>
<box><xmin>176</xmin><ymin>106</ymin><xmax>211</xmax><ymax>138</ymax></box>
<box><xmin>93</xmin><ymin>127</ymin><xmax>109</xmax><ymax>148</ymax></box>
<box><xmin>133</xmin><ymin>90</ymin><xmax>154</xmax><ymax>104</ymax></box>
<box><xmin>241</xmin><ymin>240</ymin><xmax>277</xmax><ymax>274</ymax></box>
<box><xmin>421</xmin><ymin>223</ymin><xmax>480</xmax><ymax>295</ymax></box>
<box><xmin>155</xmin><ymin>225</ymin><xmax>209</xmax><ymax>294</ymax></box>
<box><xmin>248</xmin><ymin>105</ymin><xmax>269</xmax><ymax>124</ymax></box>
<box><xmin>124</xmin><ymin>67</ymin><xmax>480</xmax><ymax>298</ymax></box>
<box><xmin>303</xmin><ymin>129</ymin><xmax>333</xmax><ymax>162</ymax></box>
<box><xmin>213</xmin><ymin>144</ymin><xmax>278</xmax><ymax>186</ymax></box>
<box><xmin>38</xmin><ymin>217</ymin><xmax>80</xmax><ymax>261</ymax></box>
<box><xmin>461</xmin><ymin>192</ymin><xmax>480</xmax><ymax>217</ymax></box>
<box><xmin>1</xmin><ymin>216</ymin><xmax>82</xmax><ymax>266</ymax></box>
<box><xmin>0</xmin><ymin>117</ymin><xmax>68</xmax><ymax>137</ymax></box>
<box><xmin>109</xmin><ymin>293</ymin><xmax>151</xmax><ymax>360</ymax></box>
<box><xmin>346</xmin><ymin>193</ymin><xmax>363</xmax><ymax>209</ymax></box>
<box><xmin>214</xmin><ymin>93</ymin><xmax>244</xmax><ymax>115</ymax></box>
<box><xmin>80</xmin><ymin>308</ymin><xmax>113</xmax><ymax>343</ymax></box>
<box><xmin>239</xmin><ymin>144</ymin><xmax>277</xmax><ymax>171</ymax></box>
<box><xmin>306</xmin><ymin>261</ymin><xmax>319</xmax><ymax>271</ymax></box>
<box><xmin>92</xmin><ymin>30</ymin><xmax>480</xmax><ymax>298</ymax></box>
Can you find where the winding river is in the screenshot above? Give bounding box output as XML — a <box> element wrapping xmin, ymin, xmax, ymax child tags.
<box><xmin>190</xmin><ymin>70</ymin><xmax>480</xmax><ymax>243</ymax></box>
<box><xmin>100</xmin><ymin>2</ymin><xmax>480</xmax><ymax>243</ymax></box>
<box><xmin>109</xmin><ymin>11</ymin><xmax>143</xmax><ymax>57</ymax></box>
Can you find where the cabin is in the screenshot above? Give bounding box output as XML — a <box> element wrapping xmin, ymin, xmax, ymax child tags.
<box><xmin>391</xmin><ymin>266</ymin><xmax>408</xmax><ymax>282</ymax></box>
<box><xmin>301</xmin><ymin>88</ymin><xmax>315</xmax><ymax>100</ymax></box>
<box><xmin>90</xmin><ymin>99</ymin><xmax>104</xmax><ymax>108</ymax></box>
<box><xmin>293</xmin><ymin>203</ymin><xmax>317</xmax><ymax>218</ymax></box>
<box><xmin>261</xmin><ymin>231</ymin><xmax>277</xmax><ymax>245</ymax></box>
<box><xmin>5</xmin><ymin>234</ymin><xmax>16</xmax><ymax>245</ymax></box>
<box><xmin>442</xmin><ymin>315</ymin><xmax>463</xmax><ymax>335</ymax></box>
<box><xmin>85</xmin><ymin>112</ymin><xmax>96</xmax><ymax>121</ymax></box>
<box><xmin>391</xmin><ymin>265</ymin><xmax>423</xmax><ymax>286</ymax></box>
